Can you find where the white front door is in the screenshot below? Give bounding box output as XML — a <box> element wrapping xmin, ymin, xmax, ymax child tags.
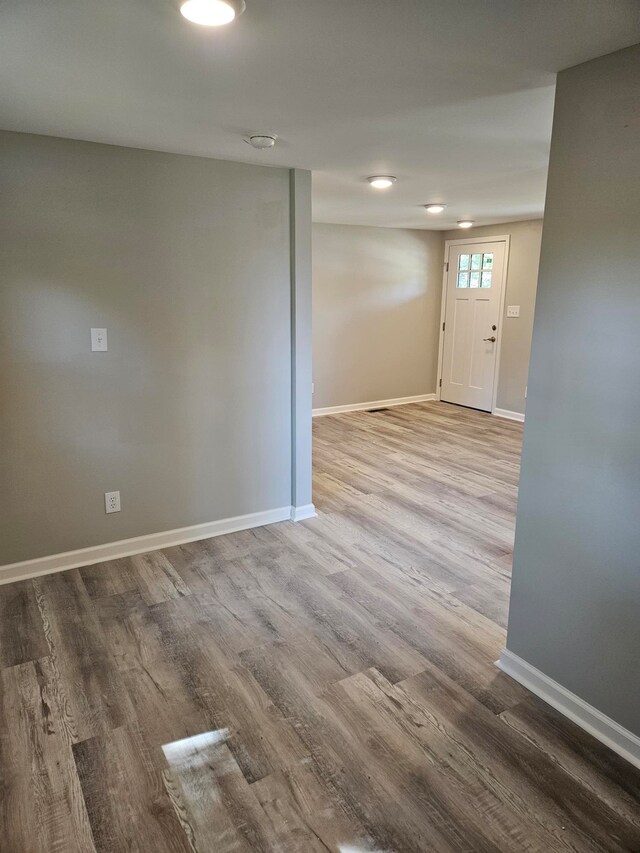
<box><xmin>440</xmin><ymin>241</ymin><xmax>506</xmax><ymax>412</ymax></box>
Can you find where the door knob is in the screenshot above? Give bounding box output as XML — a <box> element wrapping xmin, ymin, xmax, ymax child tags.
<box><xmin>483</xmin><ymin>336</ymin><xmax>496</xmax><ymax>342</ymax></box>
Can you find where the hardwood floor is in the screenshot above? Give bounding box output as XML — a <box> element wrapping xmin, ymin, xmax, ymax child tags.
<box><xmin>1</xmin><ymin>401</ymin><xmax>639</xmax><ymax>852</ymax></box>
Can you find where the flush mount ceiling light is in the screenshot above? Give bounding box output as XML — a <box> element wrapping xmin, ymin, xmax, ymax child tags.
<box><xmin>180</xmin><ymin>0</ymin><xmax>245</xmax><ymax>26</ymax></box>
<box><xmin>245</xmin><ymin>134</ymin><xmax>278</xmax><ymax>149</ymax></box>
<box><xmin>367</xmin><ymin>176</ymin><xmax>397</xmax><ymax>189</ymax></box>
<box><xmin>424</xmin><ymin>203</ymin><xmax>446</xmax><ymax>214</ymax></box>
<box><xmin>457</xmin><ymin>219</ymin><xmax>475</xmax><ymax>228</ymax></box>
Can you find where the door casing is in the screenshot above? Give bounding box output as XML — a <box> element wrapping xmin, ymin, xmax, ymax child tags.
<box><xmin>436</xmin><ymin>234</ymin><xmax>511</xmax><ymax>414</ymax></box>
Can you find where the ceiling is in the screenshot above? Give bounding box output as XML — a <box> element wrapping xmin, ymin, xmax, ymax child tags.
<box><xmin>2</xmin><ymin>0</ymin><xmax>639</xmax><ymax>229</ymax></box>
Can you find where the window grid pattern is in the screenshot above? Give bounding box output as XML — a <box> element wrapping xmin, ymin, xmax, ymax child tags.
<box><xmin>457</xmin><ymin>252</ymin><xmax>493</xmax><ymax>288</ymax></box>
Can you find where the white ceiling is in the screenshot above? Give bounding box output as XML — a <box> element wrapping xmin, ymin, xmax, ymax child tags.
<box><xmin>2</xmin><ymin>1</ymin><xmax>639</xmax><ymax>229</ymax></box>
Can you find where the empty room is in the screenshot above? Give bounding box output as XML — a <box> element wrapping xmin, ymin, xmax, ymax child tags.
<box><xmin>1</xmin><ymin>2</ymin><xmax>639</xmax><ymax>851</ymax></box>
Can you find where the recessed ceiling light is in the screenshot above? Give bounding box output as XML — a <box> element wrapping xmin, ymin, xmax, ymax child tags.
<box><xmin>424</xmin><ymin>204</ymin><xmax>446</xmax><ymax>214</ymax></box>
<box><xmin>245</xmin><ymin>134</ymin><xmax>278</xmax><ymax>149</ymax></box>
<box><xmin>180</xmin><ymin>0</ymin><xmax>245</xmax><ymax>26</ymax></box>
<box><xmin>457</xmin><ymin>219</ymin><xmax>475</xmax><ymax>228</ymax></box>
<box><xmin>367</xmin><ymin>176</ymin><xmax>397</xmax><ymax>189</ymax></box>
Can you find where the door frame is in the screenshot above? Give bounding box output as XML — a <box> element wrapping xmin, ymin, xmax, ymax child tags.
<box><xmin>436</xmin><ymin>234</ymin><xmax>511</xmax><ymax>414</ymax></box>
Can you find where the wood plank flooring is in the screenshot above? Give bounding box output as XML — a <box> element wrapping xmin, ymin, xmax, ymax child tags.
<box><xmin>1</xmin><ymin>401</ymin><xmax>639</xmax><ymax>852</ymax></box>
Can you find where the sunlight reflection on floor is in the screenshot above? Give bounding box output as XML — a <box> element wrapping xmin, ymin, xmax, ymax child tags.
<box><xmin>162</xmin><ymin>728</ymin><xmax>230</xmax><ymax>767</ymax></box>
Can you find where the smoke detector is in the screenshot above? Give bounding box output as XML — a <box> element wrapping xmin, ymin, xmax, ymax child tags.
<box><xmin>245</xmin><ymin>134</ymin><xmax>278</xmax><ymax>150</ymax></box>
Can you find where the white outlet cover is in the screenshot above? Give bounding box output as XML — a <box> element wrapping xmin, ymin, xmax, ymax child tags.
<box><xmin>105</xmin><ymin>490</ymin><xmax>121</xmax><ymax>513</ymax></box>
<box><xmin>91</xmin><ymin>328</ymin><xmax>108</xmax><ymax>351</ymax></box>
<box><xmin>506</xmin><ymin>305</ymin><xmax>520</xmax><ymax>318</ymax></box>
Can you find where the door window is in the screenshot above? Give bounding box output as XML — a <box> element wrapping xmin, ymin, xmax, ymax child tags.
<box><xmin>481</xmin><ymin>252</ymin><xmax>493</xmax><ymax>287</ymax></box>
<box><xmin>457</xmin><ymin>252</ymin><xmax>494</xmax><ymax>288</ymax></box>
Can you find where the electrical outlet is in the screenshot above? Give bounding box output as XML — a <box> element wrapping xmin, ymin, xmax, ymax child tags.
<box><xmin>105</xmin><ymin>491</ymin><xmax>121</xmax><ymax>514</ymax></box>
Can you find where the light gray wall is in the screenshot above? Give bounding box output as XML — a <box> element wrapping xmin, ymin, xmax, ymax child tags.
<box><xmin>312</xmin><ymin>223</ymin><xmax>443</xmax><ymax>409</ymax></box>
<box><xmin>443</xmin><ymin>220</ymin><xmax>543</xmax><ymax>415</ymax></box>
<box><xmin>290</xmin><ymin>170</ymin><xmax>313</xmax><ymax>509</ymax></box>
<box><xmin>0</xmin><ymin>131</ymin><xmax>301</xmax><ymax>565</ymax></box>
<box><xmin>506</xmin><ymin>45</ymin><xmax>640</xmax><ymax>736</ymax></box>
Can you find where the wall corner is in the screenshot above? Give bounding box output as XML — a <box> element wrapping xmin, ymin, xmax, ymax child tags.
<box><xmin>290</xmin><ymin>169</ymin><xmax>314</xmax><ymax>512</ymax></box>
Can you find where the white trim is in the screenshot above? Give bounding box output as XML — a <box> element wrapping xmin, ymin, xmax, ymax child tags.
<box><xmin>444</xmin><ymin>234</ymin><xmax>511</xmax><ymax>247</ymax></box>
<box><xmin>290</xmin><ymin>504</ymin><xmax>317</xmax><ymax>521</ymax></box>
<box><xmin>437</xmin><ymin>234</ymin><xmax>511</xmax><ymax>416</ymax></box>
<box><xmin>490</xmin><ymin>236</ymin><xmax>511</xmax><ymax>415</ymax></box>
<box><xmin>0</xmin><ymin>507</ymin><xmax>293</xmax><ymax>586</ymax></box>
<box><xmin>497</xmin><ymin>649</ymin><xmax>640</xmax><ymax>771</ymax></box>
<box><xmin>493</xmin><ymin>408</ymin><xmax>525</xmax><ymax>422</ymax></box>
<box><xmin>313</xmin><ymin>393</ymin><xmax>435</xmax><ymax>417</ymax></box>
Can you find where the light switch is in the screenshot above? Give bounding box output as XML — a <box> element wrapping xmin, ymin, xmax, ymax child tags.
<box><xmin>91</xmin><ymin>328</ymin><xmax>108</xmax><ymax>351</ymax></box>
<box><xmin>506</xmin><ymin>305</ymin><xmax>520</xmax><ymax>318</ymax></box>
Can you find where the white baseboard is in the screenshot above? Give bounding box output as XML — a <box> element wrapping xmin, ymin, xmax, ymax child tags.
<box><xmin>493</xmin><ymin>408</ymin><xmax>525</xmax><ymax>422</ymax></box>
<box><xmin>313</xmin><ymin>393</ymin><xmax>436</xmax><ymax>417</ymax></box>
<box><xmin>497</xmin><ymin>649</ymin><xmax>640</xmax><ymax>770</ymax></box>
<box><xmin>290</xmin><ymin>504</ymin><xmax>317</xmax><ymax>522</ymax></box>
<box><xmin>0</xmin><ymin>506</ymin><xmax>294</xmax><ymax>587</ymax></box>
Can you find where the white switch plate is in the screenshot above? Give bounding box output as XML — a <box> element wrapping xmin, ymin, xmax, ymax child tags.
<box><xmin>105</xmin><ymin>491</ymin><xmax>121</xmax><ymax>513</ymax></box>
<box><xmin>91</xmin><ymin>328</ymin><xmax>108</xmax><ymax>351</ymax></box>
<box><xmin>506</xmin><ymin>305</ymin><xmax>520</xmax><ymax>318</ymax></box>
